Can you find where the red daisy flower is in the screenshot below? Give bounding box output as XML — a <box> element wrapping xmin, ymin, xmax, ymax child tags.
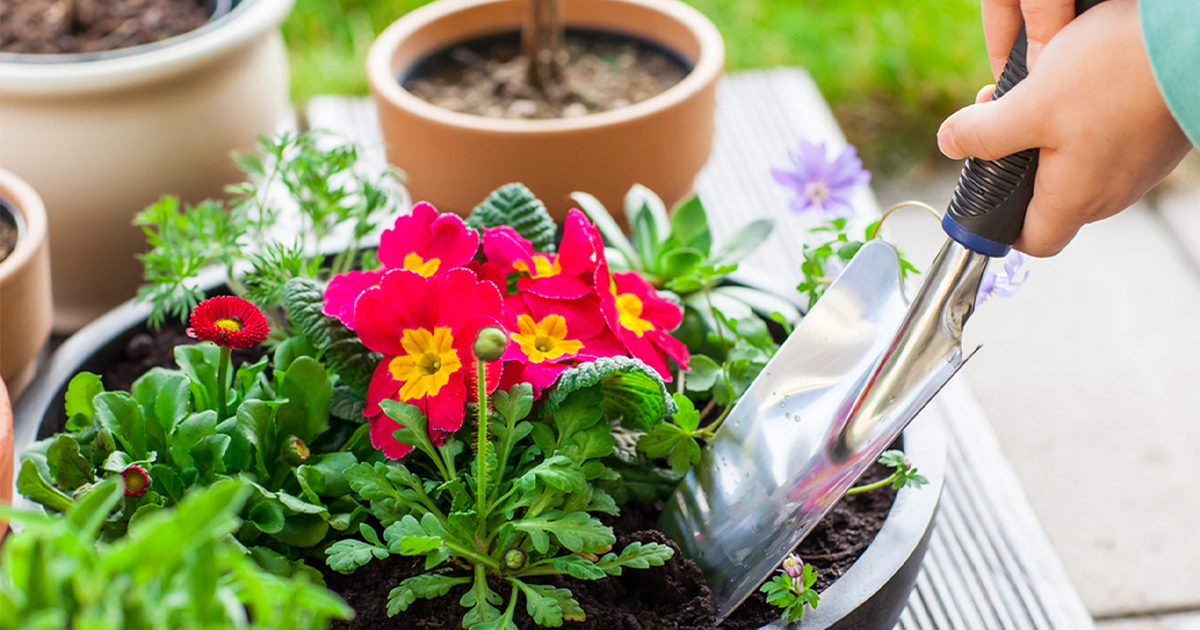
<box><xmin>121</xmin><ymin>465</ymin><xmax>151</xmax><ymax>497</ymax></box>
<box><xmin>499</xmin><ymin>292</ymin><xmax>627</xmax><ymax>397</ymax></box>
<box><xmin>482</xmin><ymin>209</ymin><xmax>601</xmax><ymax>299</ymax></box>
<box><xmin>595</xmin><ymin>263</ymin><xmax>690</xmax><ymax>381</ymax></box>
<box><xmin>187</xmin><ymin>296</ymin><xmax>270</xmax><ymax>350</ymax></box>
<box><xmin>323</xmin><ymin>201</ymin><xmax>479</xmax><ymax>328</ymax></box>
<box><xmin>353</xmin><ymin>268</ymin><xmax>505</xmax><ymax>459</ymax></box>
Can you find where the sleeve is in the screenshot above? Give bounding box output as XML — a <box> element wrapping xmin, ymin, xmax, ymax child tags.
<box><xmin>1140</xmin><ymin>0</ymin><xmax>1200</xmax><ymax>146</ymax></box>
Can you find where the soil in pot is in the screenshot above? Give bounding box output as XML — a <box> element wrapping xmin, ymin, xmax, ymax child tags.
<box><xmin>98</xmin><ymin>323</ymin><xmax>268</xmax><ymax>393</ymax></box>
<box><xmin>1</xmin><ymin>0</ymin><xmax>212</xmax><ymax>54</ymax></box>
<box><xmin>320</xmin><ymin>466</ymin><xmax>898</xmax><ymax>630</ymax></box>
<box><xmin>403</xmin><ymin>30</ymin><xmax>689</xmax><ymax>119</ymax></box>
<box><xmin>0</xmin><ymin>199</ymin><xmax>17</xmax><ymax>263</ymax></box>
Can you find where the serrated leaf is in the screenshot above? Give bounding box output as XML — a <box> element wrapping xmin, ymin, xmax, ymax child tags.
<box><xmin>468</xmin><ymin>183</ymin><xmax>558</xmax><ymax>253</ymax></box>
<box><xmin>515</xmin><ymin>455</ymin><xmax>588</xmax><ymax>494</ymax></box>
<box><xmin>670</xmin><ymin>394</ymin><xmax>700</xmax><ymax>433</ymax></box>
<box><xmin>545</xmin><ymin>356</ymin><xmax>677</xmax><ymax>429</ymax></box>
<box><xmin>550</xmin><ymin>555</ymin><xmax>607</xmax><ymax>580</ymax></box>
<box><xmin>637</xmin><ymin>423</ymin><xmax>701</xmax><ymax>475</ymax></box>
<box><xmin>512</xmin><ymin>510</ymin><xmax>614</xmax><ymax>554</ymax></box>
<box><xmin>330</xmin><ymin>386</ymin><xmax>367</xmax><ymax>422</ymax></box>
<box><xmin>461</xmin><ymin>577</ymin><xmax>503</xmax><ymax>626</ymax></box>
<box><xmin>388</xmin><ymin>574</ymin><xmax>470</xmax><ymax>615</ymax></box>
<box><xmin>596</xmin><ymin>542</ymin><xmax>674</xmax><ymax>575</ymax></box>
<box><xmin>283</xmin><ymin>278</ymin><xmax>380</xmax><ymax>395</ymax></box>
<box><xmin>684</xmin><ymin>355</ymin><xmax>722</xmax><ymax>392</ymax></box>
<box><xmin>383</xmin><ymin>514</ymin><xmax>445</xmax><ymax>555</ymax></box>
<box><xmin>493</xmin><ymin>383</ymin><xmax>533</xmax><ymax>425</ymax></box>
<box><xmin>512</xmin><ymin>578</ymin><xmax>584</xmax><ymax>626</ymax></box>
<box><xmin>326</xmin><ymin>538</ymin><xmax>389</xmax><ymax>574</ymax></box>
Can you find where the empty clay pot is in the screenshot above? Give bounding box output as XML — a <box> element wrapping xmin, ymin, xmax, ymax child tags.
<box><xmin>0</xmin><ymin>168</ymin><xmax>53</xmax><ymax>403</ymax></box>
<box><xmin>367</xmin><ymin>0</ymin><xmax>723</xmax><ymax>220</ymax></box>
<box><xmin>0</xmin><ymin>0</ymin><xmax>293</xmax><ymax>332</ymax></box>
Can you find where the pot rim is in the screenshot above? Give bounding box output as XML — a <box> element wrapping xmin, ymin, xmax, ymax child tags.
<box><xmin>13</xmin><ymin>267</ymin><xmax>944</xmax><ymax>628</ymax></box>
<box><xmin>366</xmin><ymin>0</ymin><xmax>725</xmax><ymax>135</ymax></box>
<box><xmin>0</xmin><ymin>0</ymin><xmax>294</xmax><ymax>94</ymax></box>
<box><xmin>0</xmin><ymin>169</ymin><xmax>48</xmax><ymax>282</ymax></box>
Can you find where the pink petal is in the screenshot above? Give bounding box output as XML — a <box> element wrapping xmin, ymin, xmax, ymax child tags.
<box><xmin>323</xmin><ymin>270</ymin><xmax>383</xmax><ymax>327</ymax></box>
<box><xmin>354</xmin><ymin>270</ymin><xmax>435</xmax><ymax>355</ymax></box>
<box><xmin>378</xmin><ymin>202</ymin><xmax>439</xmax><ymax>269</ymax></box>
<box><xmin>517</xmin><ymin>275</ymin><xmax>593</xmax><ymax>300</ymax></box>
<box><xmin>556</xmin><ymin>209</ymin><xmax>600</xmax><ymax>276</ymax></box>
<box><xmin>482</xmin><ymin>226</ymin><xmax>535</xmax><ymax>274</ymax></box>
<box><xmin>426</xmin><ymin>210</ymin><xmax>481</xmax><ymax>270</ymax></box>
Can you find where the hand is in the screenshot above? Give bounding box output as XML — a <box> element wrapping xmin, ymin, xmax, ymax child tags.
<box><xmin>982</xmin><ymin>0</ymin><xmax>1075</xmax><ymax>77</ymax></box>
<box><xmin>937</xmin><ymin>0</ymin><xmax>1192</xmax><ymax>256</ymax></box>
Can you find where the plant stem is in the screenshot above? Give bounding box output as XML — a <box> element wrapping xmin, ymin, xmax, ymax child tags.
<box><xmin>217</xmin><ymin>346</ymin><xmax>232</xmax><ymax>420</ymax></box>
<box><xmin>475</xmin><ymin>358</ymin><xmax>489</xmax><ymax>532</ymax></box>
<box><xmin>871</xmin><ymin>201</ymin><xmax>940</xmax><ymax>239</ymax></box>
<box><xmin>696</xmin><ymin>403</ymin><xmax>733</xmax><ymax>440</ymax></box>
<box><xmin>845</xmin><ymin>471</ymin><xmax>901</xmax><ymax>495</ymax></box>
<box><xmin>703</xmin><ymin>285</ymin><xmax>730</xmax><ymax>357</ymax></box>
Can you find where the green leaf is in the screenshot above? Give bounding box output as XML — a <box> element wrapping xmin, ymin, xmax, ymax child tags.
<box><xmin>657</xmin><ymin>248</ymin><xmax>703</xmax><ymax>281</ymax></box>
<box><xmin>383</xmin><ymin>514</ymin><xmax>445</xmax><ymax>555</ymax></box>
<box><xmin>326</xmin><ymin>537</ymin><xmax>389</xmax><ymax>574</ymax></box>
<box><xmin>45</xmin><ymin>435</ymin><xmax>93</xmax><ymax>490</ymax></box>
<box><xmin>550</xmin><ymin>555</ymin><xmax>607</xmax><ymax>580</ymax></box>
<box><xmin>468</xmin><ymin>183</ymin><xmax>558</xmax><ymax>253</ymax></box>
<box><xmin>388</xmin><ymin>574</ymin><xmax>470</xmax><ymax>615</ymax></box>
<box><xmin>711</xmin><ymin>219</ymin><xmax>774</xmax><ymax>265</ymax></box>
<box><xmin>64</xmin><ymin>372</ymin><xmax>104</xmax><ymax>431</ymax></box>
<box><xmin>169</xmin><ymin>410</ymin><xmax>218</xmax><ymax>470</ymax></box>
<box><xmin>94</xmin><ymin>391</ymin><xmax>148</xmax><ymax>460</ymax></box>
<box><xmin>273</xmin><ymin>513</ymin><xmax>330</xmax><ymax>548</ymax></box>
<box><xmin>65</xmin><ymin>477</ymin><xmax>122</xmax><ymax>540</ymax></box>
<box><xmin>595</xmin><ymin>541</ymin><xmax>675</xmax><ymax>575</ymax></box>
<box><xmin>276</xmin><ymin>491</ymin><xmax>327</xmax><ymax>515</ymax></box>
<box><xmin>17</xmin><ymin>459</ymin><xmax>74</xmax><ymax>512</ymax></box>
<box><xmin>131</xmin><ymin>368</ymin><xmax>192</xmax><ymax>449</ymax></box>
<box><xmin>684</xmin><ymin>355</ymin><xmax>722</xmax><ymax>392</ymax></box>
<box><xmin>626</xmin><ymin>184</ymin><xmax>669</xmax><ymax>254</ymax></box>
<box><xmin>545</xmin><ymin>356</ymin><xmax>677</xmax><ymax>429</ymax></box>
<box><xmin>247</xmin><ymin>497</ymin><xmax>286</xmax><ymax>534</ymax></box>
<box><xmin>283</xmin><ymin>278</ymin><xmax>380</xmax><ymax>396</ymax></box>
<box><xmin>275</xmin><ymin>356</ymin><xmax>333</xmax><ymax>446</ymax></box>
<box><xmin>671</xmin><ymin>394</ymin><xmax>700</xmax><ymax>433</ymax></box>
<box><xmin>515</xmin><ymin>455</ymin><xmax>588</xmax><ymax>494</ymax></box>
<box><xmin>493</xmin><ymin>383</ymin><xmax>533</xmax><ymax>425</ymax></box>
<box><xmin>637</xmin><ymin>423</ymin><xmax>702</xmax><ymax>476</ymax></box>
<box><xmin>461</xmin><ymin>574</ymin><xmax>503</xmax><ymax>627</ymax></box>
<box><xmin>174</xmin><ymin>343</ymin><xmax>223</xmax><ymax>411</ymax></box>
<box><xmin>669</xmin><ymin>195</ymin><xmax>712</xmax><ymax>254</ymax></box>
<box><xmin>571</xmin><ymin>191</ymin><xmax>638</xmax><ymax>267</ymax></box>
<box><xmin>330</xmin><ymin>386</ymin><xmax>367</xmax><ymax>422</ymax></box>
<box><xmin>512</xmin><ymin>578</ymin><xmax>586</xmax><ymax>625</ymax></box>
<box><xmin>512</xmin><ymin>510</ymin><xmax>614</xmax><ymax>554</ymax></box>
<box><xmin>273</xmin><ymin>335</ymin><xmax>318</xmax><ymax>373</ymax></box>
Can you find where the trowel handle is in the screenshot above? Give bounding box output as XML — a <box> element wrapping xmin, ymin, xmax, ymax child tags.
<box><xmin>941</xmin><ymin>0</ymin><xmax>1111</xmax><ymax>257</ymax></box>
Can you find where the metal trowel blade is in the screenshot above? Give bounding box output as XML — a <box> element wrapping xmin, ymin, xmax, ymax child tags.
<box><xmin>658</xmin><ymin>238</ymin><xmax>978</xmax><ymax>622</ymax></box>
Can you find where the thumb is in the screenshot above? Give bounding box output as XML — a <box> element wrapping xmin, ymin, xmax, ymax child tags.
<box><xmin>937</xmin><ymin>83</ymin><xmax>1044</xmax><ymax>160</ymax></box>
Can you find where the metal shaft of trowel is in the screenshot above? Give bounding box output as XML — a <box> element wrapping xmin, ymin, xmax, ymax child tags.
<box><xmin>831</xmin><ymin>238</ymin><xmax>988</xmax><ymax>457</ymax></box>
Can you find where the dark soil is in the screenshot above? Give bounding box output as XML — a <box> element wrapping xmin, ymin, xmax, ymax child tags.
<box><xmin>1</xmin><ymin>0</ymin><xmax>212</xmax><ymax>55</ymax></box>
<box><xmin>320</xmin><ymin>464</ymin><xmax>897</xmax><ymax>630</ymax></box>
<box><xmin>404</xmin><ymin>30</ymin><xmax>688</xmax><ymax>119</ymax></box>
<box><xmin>0</xmin><ymin>200</ymin><xmax>18</xmax><ymax>264</ymax></box>
<box><xmin>102</xmin><ymin>322</ymin><xmax>268</xmax><ymax>392</ymax></box>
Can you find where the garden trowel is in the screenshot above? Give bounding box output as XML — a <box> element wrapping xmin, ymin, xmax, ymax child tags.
<box><xmin>659</xmin><ymin>0</ymin><xmax>1108</xmax><ymax>621</ymax></box>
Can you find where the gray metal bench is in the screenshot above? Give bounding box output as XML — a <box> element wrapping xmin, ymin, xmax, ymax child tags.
<box><xmin>304</xmin><ymin>67</ymin><xmax>1095</xmax><ymax>629</ymax></box>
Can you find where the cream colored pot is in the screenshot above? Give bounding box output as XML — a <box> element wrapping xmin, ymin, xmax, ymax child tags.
<box><xmin>367</xmin><ymin>0</ymin><xmax>724</xmax><ymax>221</ymax></box>
<box><xmin>0</xmin><ymin>168</ymin><xmax>53</xmax><ymax>402</ymax></box>
<box><xmin>0</xmin><ymin>0</ymin><xmax>293</xmax><ymax>332</ymax></box>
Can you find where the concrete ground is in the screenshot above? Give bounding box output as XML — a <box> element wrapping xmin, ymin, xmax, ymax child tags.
<box><xmin>874</xmin><ymin>156</ymin><xmax>1200</xmax><ymax>627</ymax></box>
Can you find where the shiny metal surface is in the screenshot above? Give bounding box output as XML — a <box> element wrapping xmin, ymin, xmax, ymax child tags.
<box><xmin>659</xmin><ymin>238</ymin><xmax>989</xmax><ymax>622</ymax></box>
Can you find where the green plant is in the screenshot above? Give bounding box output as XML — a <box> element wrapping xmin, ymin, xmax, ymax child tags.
<box><xmin>325</xmin><ymin>341</ymin><xmax>678</xmax><ymax>629</ymax></box>
<box><xmin>0</xmin><ymin>477</ymin><xmax>352</xmax><ymax>629</ymax></box>
<box><xmin>18</xmin><ymin>331</ymin><xmax>372</xmax><ymax>571</ymax></box>
<box><xmin>135</xmin><ymin>131</ymin><xmax>399</xmax><ymax>330</ymax></box>
<box><xmin>760</xmin><ymin>553</ymin><xmax>820</xmax><ymax>623</ymax></box>
<box><xmin>846</xmin><ymin>450</ymin><xmax>929</xmax><ymax>495</ymax></box>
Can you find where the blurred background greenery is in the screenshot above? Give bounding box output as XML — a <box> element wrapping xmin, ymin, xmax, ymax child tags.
<box><xmin>283</xmin><ymin>0</ymin><xmax>993</xmax><ymax>174</ymax></box>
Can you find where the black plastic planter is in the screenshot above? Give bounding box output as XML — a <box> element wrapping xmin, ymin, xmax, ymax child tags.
<box><xmin>11</xmin><ymin>273</ymin><xmax>944</xmax><ymax>630</ymax></box>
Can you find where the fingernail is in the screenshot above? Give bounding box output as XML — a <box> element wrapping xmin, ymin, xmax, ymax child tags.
<box><xmin>937</xmin><ymin>126</ymin><xmax>963</xmax><ymax>159</ymax></box>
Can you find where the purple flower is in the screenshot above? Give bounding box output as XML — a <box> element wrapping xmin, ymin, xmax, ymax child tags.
<box><xmin>976</xmin><ymin>250</ymin><xmax>1030</xmax><ymax>307</ymax></box>
<box><xmin>772</xmin><ymin>141</ymin><xmax>871</xmax><ymax>219</ymax></box>
<box><xmin>779</xmin><ymin>553</ymin><xmax>804</xmax><ymax>580</ymax></box>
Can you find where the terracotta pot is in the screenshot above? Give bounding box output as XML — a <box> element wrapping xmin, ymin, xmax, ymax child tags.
<box><xmin>0</xmin><ymin>0</ymin><xmax>293</xmax><ymax>332</ymax></box>
<box><xmin>367</xmin><ymin>0</ymin><xmax>723</xmax><ymax>220</ymax></box>
<box><xmin>1</xmin><ymin>378</ymin><xmax>12</xmax><ymax>537</ymax></box>
<box><xmin>0</xmin><ymin>168</ymin><xmax>53</xmax><ymax>402</ymax></box>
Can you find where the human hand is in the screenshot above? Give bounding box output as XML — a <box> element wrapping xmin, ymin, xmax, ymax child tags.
<box><xmin>982</xmin><ymin>0</ymin><xmax>1075</xmax><ymax>77</ymax></box>
<box><xmin>937</xmin><ymin>0</ymin><xmax>1192</xmax><ymax>256</ymax></box>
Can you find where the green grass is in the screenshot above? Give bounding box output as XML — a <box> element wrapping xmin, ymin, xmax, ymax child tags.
<box><xmin>282</xmin><ymin>0</ymin><xmax>992</xmax><ymax>173</ymax></box>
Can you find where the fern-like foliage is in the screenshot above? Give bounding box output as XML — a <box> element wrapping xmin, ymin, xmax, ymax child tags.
<box><xmin>283</xmin><ymin>278</ymin><xmax>380</xmax><ymax>397</ymax></box>
<box><xmin>544</xmin><ymin>356</ymin><xmax>678</xmax><ymax>430</ymax></box>
<box><xmin>467</xmin><ymin>183</ymin><xmax>558</xmax><ymax>253</ymax></box>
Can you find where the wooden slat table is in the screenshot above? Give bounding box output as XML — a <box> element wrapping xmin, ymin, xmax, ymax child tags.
<box><xmin>304</xmin><ymin>67</ymin><xmax>1095</xmax><ymax>629</ymax></box>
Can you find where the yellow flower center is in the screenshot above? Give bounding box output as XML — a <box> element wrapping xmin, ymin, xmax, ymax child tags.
<box><xmin>615</xmin><ymin>293</ymin><xmax>654</xmax><ymax>337</ymax></box>
<box><xmin>513</xmin><ymin>254</ymin><xmax>561</xmax><ymax>279</ymax></box>
<box><xmin>388</xmin><ymin>327</ymin><xmax>461</xmax><ymax>399</ymax></box>
<box><xmin>403</xmin><ymin>252</ymin><xmax>441</xmax><ymax>277</ymax></box>
<box><xmin>214</xmin><ymin>317</ymin><xmax>243</xmax><ymax>332</ymax></box>
<box><xmin>511</xmin><ymin>314</ymin><xmax>583</xmax><ymax>363</ymax></box>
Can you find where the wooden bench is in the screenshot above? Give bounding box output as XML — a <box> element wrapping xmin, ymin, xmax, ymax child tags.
<box><xmin>305</xmin><ymin>67</ymin><xmax>1096</xmax><ymax>630</ymax></box>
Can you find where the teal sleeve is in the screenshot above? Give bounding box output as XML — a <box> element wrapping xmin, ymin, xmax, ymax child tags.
<box><xmin>1140</xmin><ymin>0</ymin><xmax>1200</xmax><ymax>146</ymax></box>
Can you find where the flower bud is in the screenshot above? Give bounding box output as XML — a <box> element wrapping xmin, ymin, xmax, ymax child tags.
<box><xmin>503</xmin><ymin>547</ymin><xmax>528</xmax><ymax>571</ymax></box>
<box><xmin>282</xmin><ymin>436</ymin><xmax>310</xmax><ymax>466</ymax></box>
<box><xmin>121</xmin><ymin>465</ymin><xmax>151</xmax><ymax>498</ymax></box>
<box><xmin>780</xmin><ymin>553</ymin><xmax>803</xmax><ymax>579</ymax></box>
<box><xmin>473</xmin><ymin>327</ymin><xmax>508</xmax><ymax>362</ymax></box>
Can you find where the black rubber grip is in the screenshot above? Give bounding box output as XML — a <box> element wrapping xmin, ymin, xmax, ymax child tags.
<box><xmin>945</xmin><ymin>0</ymin><xmax>1110</xmax><ymax>250</ymax></box>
